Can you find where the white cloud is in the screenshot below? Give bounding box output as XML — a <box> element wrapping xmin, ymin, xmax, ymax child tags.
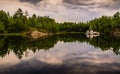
<box><xmin>0</xmin><ymin>0</ymin><xmax>120</xmax><ymax>22</ymax></box>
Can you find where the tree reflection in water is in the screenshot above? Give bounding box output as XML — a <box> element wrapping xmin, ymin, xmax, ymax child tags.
<box><xmin>0</xmin><ymin>34</ymin><xmax>120</xmax><ymax>59</ymax></box>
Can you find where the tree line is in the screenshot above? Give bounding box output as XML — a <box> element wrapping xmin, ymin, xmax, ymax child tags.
<box><xmin>0</xmin><ymin>8</ymin><xmax>120</xmax><ymax>34</ymax></box>
<box><xmin>88</xmin><ymin>12</ymin><xmax>120</xmax><ymax>34</ymax></box>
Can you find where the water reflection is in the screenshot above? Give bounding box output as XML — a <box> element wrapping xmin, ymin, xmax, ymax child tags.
<box><xmin>0</xmin><ymin>34</ymin><xmax>120</xmax><ymax>74</ymax></box>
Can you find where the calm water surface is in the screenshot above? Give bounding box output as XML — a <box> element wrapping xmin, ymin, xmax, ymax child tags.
<box><xmin>0</xmin><ymin>34</ymin><xmax>120</xmax><ymax>74</ymax></box>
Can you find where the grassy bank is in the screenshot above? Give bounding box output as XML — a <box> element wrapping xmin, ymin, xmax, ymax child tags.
<box><xmin>0</xmin><ymin>33</ymin><xmax>25</xmax><ymax>36</ymax></box>
<box><xmin>56</xmin><ymin>32</ymin><xmax>85</xmax><ymax>35</ymax></box>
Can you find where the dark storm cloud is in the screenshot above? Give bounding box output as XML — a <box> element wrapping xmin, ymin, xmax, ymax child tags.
<box><xmin>63</xmin><ymin>0</ymin><xmax>120</xmax><ymax>10</ymax></box>
<box><xmin>114</xmin><ymin>0</ymin><xmax>120</xmax><ymax>2</ymax></box>
<box><xmin>20</xmin><ymin>0</ymin><xmax>42</xmax><ymax>4</ymax></box>
<box><xmin>18</xmin><ymin>0</ymin><xmax>120</xmax><ymax>10</ymax></box>
<box><xmin>112</xmin><ymin>0</ymin><xmax>120</xmax><ymax>9</ymax></box>
<box><xmin>63</xmin><ymin>0</ymin><xmax>94</xmax><ymax>6</ymax></box>
<box><xmin>62</xmin><ymin>0</ymin><xmax>101</xmax><ymax>10</ymax></box>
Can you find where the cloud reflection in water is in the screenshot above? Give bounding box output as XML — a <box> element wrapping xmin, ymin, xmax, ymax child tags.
<box><xmin>0</xmin><ymin>41</ymin><xmax>120</xmax><ymax>74</ymax></box>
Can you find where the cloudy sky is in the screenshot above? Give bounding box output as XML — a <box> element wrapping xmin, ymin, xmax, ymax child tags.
<box><xmin>0</xmin><ymin>0</ymin><xmax>120</xmax><ymax>22</ymax></box>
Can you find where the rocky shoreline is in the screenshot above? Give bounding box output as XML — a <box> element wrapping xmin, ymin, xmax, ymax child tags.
<box><xmin>26</xmin><ymin>30</ymin><xmax>49</xmax><ymax>39</ymax></box>
<box><xmin>111</xmin><ymin>29</ymin><xmax>120</xmax><ymax>38</ymax></box>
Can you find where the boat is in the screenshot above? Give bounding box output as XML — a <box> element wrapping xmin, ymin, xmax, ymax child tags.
<box><xmin>86</xmin><ymin>30</ymin><xmax>100</xmax><ymax>38</ymax></box>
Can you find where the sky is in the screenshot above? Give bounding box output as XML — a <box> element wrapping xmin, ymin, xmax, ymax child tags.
<box><xmin>0</xmin><ymin>0</ymin><xmax>120</xmax><ymax>22</ymax></box>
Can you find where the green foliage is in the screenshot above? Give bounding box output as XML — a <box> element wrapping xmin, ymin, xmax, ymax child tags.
<box><xmin>58</xmin><ymin>22</ymin><xmax>89</xmax><ymax>33</ymax></box>
<box><xmin>0</xmin><ymin>8</ymin><xmax>120</xmax><ymax>34</ymax></box>
<box><xmin>0</xmin><ymin>10</ymin><xmax>9</xmax><ymax>33</ymax></box>
<box><xmin>0</xmin><ymin>21</ymin><xmax>5</xmax><ymax>32</ymax></box>
<box><xmin>0</xmin><ymin>8</ymin><xmax>93</xmax><ymax>34</ymax></box>
<box><xmin>88</xmin><ymin>12</ymin><xmax>120</xmax><ymax>33</ymax></box>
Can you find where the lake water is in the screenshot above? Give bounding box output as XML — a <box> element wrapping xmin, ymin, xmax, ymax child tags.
<box><xmin>0</xmin><ymin>34</ymin><xmax>120</xmax><ymax>74</ymax></box>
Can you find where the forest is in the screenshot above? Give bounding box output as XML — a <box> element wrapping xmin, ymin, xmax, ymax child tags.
<box><xmin>0</xmin><ymin>8</ymin><xmax>120</xmax><ymax>34</ymax></box>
